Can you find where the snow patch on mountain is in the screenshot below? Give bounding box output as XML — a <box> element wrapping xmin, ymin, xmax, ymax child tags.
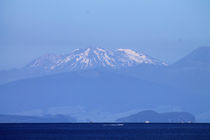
<box><xmin>117</xmin><ymin>48</ymin><xmax>154</xmax><ymax>64</ymax></box>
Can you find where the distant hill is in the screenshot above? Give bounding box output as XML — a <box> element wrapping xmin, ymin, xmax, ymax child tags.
<box><xmin>116</xmin><ymin>110</ymin><xmax>195</xmax><ymax>123</ymax></box>
<box><xmin>165</xmin><ymin>47</ymin><xmax>210</xmax><ymax>94</ymax></box>
<box><xmin>173</xmin><ymin>47</ymin><xmax>210</xmax><ymax>68</ymax></box>
<box><xmin>0</xmin><ymin>114</ymin><xmax>76</xmax><ymax>123</ymax></box>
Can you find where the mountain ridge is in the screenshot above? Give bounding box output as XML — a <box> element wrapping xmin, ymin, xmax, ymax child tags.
<box><xmin>0</xmin><ymin>48</ymin><xmax>167</xmax><ymax>85</ymax></box>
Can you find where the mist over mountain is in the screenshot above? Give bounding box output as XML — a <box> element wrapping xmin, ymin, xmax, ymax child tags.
<box><xmin>0</xmin><ymin>114</ymin><xmax>76</xmax><ymax>123</ymax></box>
<box><xmin>0</xmin><ymin>47</ymin><xmax>210</xmax><ymax>122</ymax></box>
<box><xmin>0</xmin><ymin>71</ymin><xmax>185</xmax><ymax>113</ymax></box>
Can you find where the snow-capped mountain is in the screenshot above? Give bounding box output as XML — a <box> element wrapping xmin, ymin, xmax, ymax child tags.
<box><xmin>1</xmin><ymin>47</ymin><xmax>210</xmax><ymax>122</ymax></box>
<box><xmin>26</xmin><ymin>48</ymin><xmax>166</xmax><ymax>72</ymax></box>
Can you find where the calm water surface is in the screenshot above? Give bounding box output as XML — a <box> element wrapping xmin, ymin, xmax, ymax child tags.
<box><xmin>0</xmin><ymin>123</ymin><xmax>210</xmax><ymax>140</ymax></box>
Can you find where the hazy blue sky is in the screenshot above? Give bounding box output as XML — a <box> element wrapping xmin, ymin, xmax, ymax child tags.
<box><xmin>0</xmin><ymin>0</ymin><xmax>210</xmax><ymax>69</ymax></box>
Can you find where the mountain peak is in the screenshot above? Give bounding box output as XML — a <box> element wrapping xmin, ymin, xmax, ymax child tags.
<box><xmin>26</xmin><ymin>48</ymin><xmax>166</xmax><ymax>72</ymax></box>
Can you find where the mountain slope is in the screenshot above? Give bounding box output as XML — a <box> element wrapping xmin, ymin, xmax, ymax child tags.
<box><xmin>0</xmin><ymin>70</ymin><xmax>204</xmax><ymax>117</ymax></box>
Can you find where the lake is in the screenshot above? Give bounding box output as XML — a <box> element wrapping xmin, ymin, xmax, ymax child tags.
<box><xmin>0</xmin><ymin>123</ymin><xmax>210</xmax><ymax>140</ymax></box>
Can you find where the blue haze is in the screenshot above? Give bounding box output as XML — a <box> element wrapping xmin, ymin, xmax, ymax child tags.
<box><xmin>0</xmin><ymin>0</ymin><xmax>210</xmax><ymax>69</ymax></box>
